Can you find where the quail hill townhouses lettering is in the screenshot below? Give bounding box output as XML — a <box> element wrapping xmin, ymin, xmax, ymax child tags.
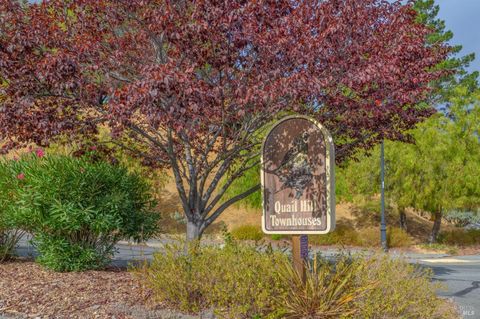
<box><xmin>271</xmin><ymin>200</ymin><xmax>322</xmax><ymax>227</ymax></box>
<box><xmin>274</xmin><ymin>199</ymin><xmax>315</xmax><ymax>213</ymax></box>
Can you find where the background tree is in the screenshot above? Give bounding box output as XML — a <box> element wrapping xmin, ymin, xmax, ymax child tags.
<box><xmin>224</xmin><ymin>0</ymin><xmax>478</xmax><ymax>213</ymax></box>
<box><xmin>0</xmin><ymin>0</ymin><xmax>450</xmax><ymax>241</ymax></box>
<box><xmin>342</xmin><ymin>86</ymin><xmax>480</xmax><ymax>242</ymax></box>
<box><xmin>414</xmin><ymin>0</ymin><xmax>478</xmax><ymax>102</ymax></box>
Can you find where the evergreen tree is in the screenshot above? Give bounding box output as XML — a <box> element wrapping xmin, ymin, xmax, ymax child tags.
<box><xmin>343</xmin><ymin>86</ymin><xmax>480</xmax><ymax>242</ymax></box>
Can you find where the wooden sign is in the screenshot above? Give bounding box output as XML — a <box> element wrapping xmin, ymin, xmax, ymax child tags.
<box><xmin>261</xmin><ymin>115</ymin><xmax>335</xmax><ymax>234</ymax></box>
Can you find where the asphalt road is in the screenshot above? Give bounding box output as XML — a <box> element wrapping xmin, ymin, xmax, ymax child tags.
<box><xmin>418</xmin><ymin>256</ymin><xmax>480</xmax><ymax>319</ymax></box>
<box><xmin>6</xmin><ymin>239</ymin><xmax>480</xmax><ymax>319</ymax></box>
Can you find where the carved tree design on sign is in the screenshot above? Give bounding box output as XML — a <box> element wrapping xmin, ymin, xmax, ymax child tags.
<box><xmin>262</xmin><ymin>117</ymin><xmax>333</xmax><ymax>234</ymax></box>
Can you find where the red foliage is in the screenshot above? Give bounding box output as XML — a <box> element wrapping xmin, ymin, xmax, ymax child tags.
<box><xmin>0</xmin><ymin>0</ymin><xmax>451</xmax><ymax>235</ymax></box>
<box><xmin>1</xmin><ymin>0</ymin><xmax>448</xmax><ymax>158</ymax></box>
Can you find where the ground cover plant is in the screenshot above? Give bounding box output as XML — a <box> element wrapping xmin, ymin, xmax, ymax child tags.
<box><xmin>0</xmin><ymin>153</ymin><xmax>159</xmax><ymax>271</ymax></box>
<box><xmin>353</xmin><ymin>255</ymin><xmax>458</xmax><ymax>319</ymax></box>
<box><xmin>137</xmin><ymin>240</ymin><xmax>458</xmax><ymax>319</ymax></box>
<box><xmin>138</xmin><ymin>242</ymin><xmax>288</xmax><ymax>318</ymax></box>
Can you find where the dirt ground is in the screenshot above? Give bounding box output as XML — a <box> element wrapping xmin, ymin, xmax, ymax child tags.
<box><xmin>0</xmin><ymin>261</ymin><xmax>213</xmax><ymax>319</ymax></box>
<box><xmin>0</xmin><ymin>260</ymin><xmax>146</xmax><ymax>318</ymax></box>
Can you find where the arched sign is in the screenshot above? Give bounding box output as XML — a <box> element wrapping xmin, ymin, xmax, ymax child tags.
<box><xmin>261</xmin><ymin>116</ymin><xmax>335</xmax><ymax>234</ymax></box>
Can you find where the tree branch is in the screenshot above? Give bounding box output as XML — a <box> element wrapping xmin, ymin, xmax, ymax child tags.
<box><xmin>203</xmin><ymin>184</ymin><xmax>261</xmax><ymax>230</ymax></box>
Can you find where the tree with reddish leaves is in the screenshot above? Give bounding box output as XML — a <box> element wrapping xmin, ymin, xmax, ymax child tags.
<box><xmin>0</xmin><ymin>0</ymin><xmax>451</xmax><ymax>241</ymax></box>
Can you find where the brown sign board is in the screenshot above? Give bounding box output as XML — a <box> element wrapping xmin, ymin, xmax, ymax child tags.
<box><xmin>261</xmin><ymin>116</ymin><xmax>335</xmax><ymax>234</ymax></box>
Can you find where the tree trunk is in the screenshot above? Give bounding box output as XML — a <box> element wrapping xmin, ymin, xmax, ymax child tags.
<box><xmin>186</xmin><ymin>220</ymin><xmax>203</xmax><ymax>243</ymax></box>
<box><xmin>429</xmin><ymin>210</ymin><xmax>442</xmax><ymax>244</ymax></box>
<box><xmin>399</xmin><ymin>208</ymin><xmax>408</xmax><ymax>232</ymax></box>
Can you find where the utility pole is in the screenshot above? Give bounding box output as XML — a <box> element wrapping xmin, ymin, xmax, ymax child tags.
<box><xmin>380</xmin><ymin>140</ymin><xmax>388</xmax><ymax>252</ymax></box>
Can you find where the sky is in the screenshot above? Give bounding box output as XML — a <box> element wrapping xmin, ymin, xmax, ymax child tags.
<box><xmin>436</xmin><ymin>0</ymin><xmax>480</xmax><ymax>73</ymax></box>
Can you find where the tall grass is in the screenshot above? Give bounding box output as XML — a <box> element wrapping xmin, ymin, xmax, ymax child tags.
<box><xmin>136</xmin><ymin>242</ymin><xmax>457</xmax><ymax>318</ymax></box>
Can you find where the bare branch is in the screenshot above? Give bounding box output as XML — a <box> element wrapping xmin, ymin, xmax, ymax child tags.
<box><xmin>166</xmin><ymin>129</ymin><xmax>190</xmax><ymax>215</ymax></box>
<box><xmin>203</xmin><ymin>184</ymin><xmax>260</xmax><ymax>229</ymax></box>
<box><xmin>202</xmin><ymin>157</ymin><xmax>260</xmax><ymax>216</ymax></box>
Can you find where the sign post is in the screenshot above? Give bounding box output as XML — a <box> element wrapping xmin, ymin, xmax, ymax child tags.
<box><xmin>261</xmin><ymin>116</ymin><xmax>335</xmax><ymax>281</ymax></box>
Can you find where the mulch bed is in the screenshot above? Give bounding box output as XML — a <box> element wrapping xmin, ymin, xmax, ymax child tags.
<box><xmin>0</xmin><ymin>260</ymin><xmax>187</xmax><ymax>319</ymax></box>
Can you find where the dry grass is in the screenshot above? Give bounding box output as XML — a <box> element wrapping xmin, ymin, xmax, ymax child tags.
<box><xmin>156</xmin><ymin>173</ymin><xmax>468</xmax><ymax>251</ymax></box>
<box><xmin>231</xmin><ymin>225</ymin><xmax>264</xmax><ymax>241</ymax></box>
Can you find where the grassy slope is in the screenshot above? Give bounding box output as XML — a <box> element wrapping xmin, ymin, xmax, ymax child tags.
<box><xmin>157</xmin><ymin>174</ymin><xmax>457</xmax><ymax>244</ymax></box>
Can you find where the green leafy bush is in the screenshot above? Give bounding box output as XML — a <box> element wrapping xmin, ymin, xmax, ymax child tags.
<box><xmin>138</xmin><ymin>242</ymin><xmax>287</xmax><ymax>318</ymax></box>
<box><xmin>1</xmin><ymin>154</ymin><xmax>159</xmax><ymax>271</ymax></box>
<box><xmin>0</xmin><ymin>161</ymin><xmax>25</xmax><ymax>262</ymax></box>
<box><xmin>231</xmin><ymin>225</ymin><xmax>264</xmax><ymax>241</ymax></box>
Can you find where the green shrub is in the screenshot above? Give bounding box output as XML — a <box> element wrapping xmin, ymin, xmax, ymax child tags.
<box><xmin>439</xmin><ymin>229</ymin><xmax>480</xmax><ymax>246</ymax></box>
<box><xmin>278</xmin><ymin>256</ymin><xmax>374</xmax><ymax>318</ymax></box>
<box><xmin>231</xmin><ymin>225</ymin><xmax>264</xmax><ymax>241</ymax></box>
<box><xmin>138</xmin><ymin>244</ymin><xmax>456</xmax><ymax>318</ymax></box>
<box><xmin>33</xmin><ymin>234</ymin><xmax>113</xmax><ymax>271</ymax></box>
<box><xmin>354</xmin><ymin>255</ymin><xmax>457</xmax><ymax>319</ymax></box>
<box><xmin>1</xmin><ymin>154</ymin><xmax>159</xmax><ymax>271</ymax></box>
<box><xmin>138</xmin><ymin>242</ymin><xmax>287</xmax><ymax>318</ymax></box>
<box><xmin>0</xmin><ymin>161</ymin><xmax>25</xmax><ymax>262</ymax></box>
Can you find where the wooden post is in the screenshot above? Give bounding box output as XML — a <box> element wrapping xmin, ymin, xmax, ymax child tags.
<box><xmin>292</xmin><ymin>235</ymin><xmax>308</xmax><ymax>283</ymax></box>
